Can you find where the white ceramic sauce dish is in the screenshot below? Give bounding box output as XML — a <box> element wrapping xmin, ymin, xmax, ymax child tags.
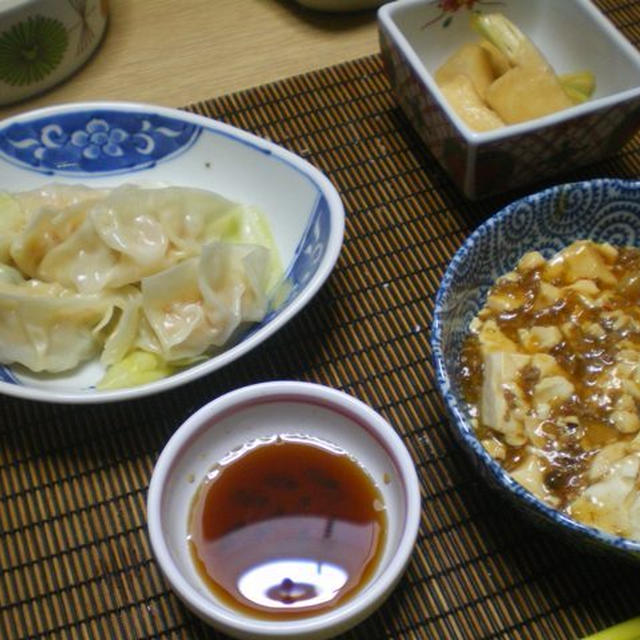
<box><xmin>147</xmin><ymin>381</ymin><xmax>421</xmax><ymax>639</ymax></box>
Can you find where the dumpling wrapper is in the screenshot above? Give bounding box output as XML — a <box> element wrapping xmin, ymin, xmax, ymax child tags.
<box><xmin>140</xmin><ymin>242</ymin><xmax>270</xmax><ymax>362</ymax></box>
<box><xmin>0</xmin><ymin>280</ymin><xmax>115</xmax><ymax>373</ymax></box>
<box><xmin>12</xmin><ymin>183</ymin><xmax>108</xmax><ymax>219</ymax></box>
<box><xmin>0</xmin><ymin>193</ymin><xmax>25</xmax><ymax>265</ymax></box>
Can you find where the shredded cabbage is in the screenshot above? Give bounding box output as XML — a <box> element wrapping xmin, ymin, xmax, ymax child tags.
<box><xmin>97</xmin><ymin>350</ymin><xmax>177</xmax><ymax>390</ymax></box>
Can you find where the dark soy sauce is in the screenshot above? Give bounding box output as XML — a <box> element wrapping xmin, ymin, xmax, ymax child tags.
<box><xmin>188</xmin><ymin>434</ymin><xmax>387</xmax><ymax>619</ymax></box>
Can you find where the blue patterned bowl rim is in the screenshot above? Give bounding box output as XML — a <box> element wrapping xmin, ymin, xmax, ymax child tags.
<box><xmin>431</xmin><ymin>177</ymin><xmax>640</xmax><ymax>556</ymax></box>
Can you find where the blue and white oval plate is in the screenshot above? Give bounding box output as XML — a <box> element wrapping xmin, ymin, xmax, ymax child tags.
<box><xmin>0</xmin><ymin>102</ymin><xmax>344</xmax><ymax>403</ymax></box>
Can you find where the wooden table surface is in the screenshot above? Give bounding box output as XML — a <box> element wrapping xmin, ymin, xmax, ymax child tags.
<box><xmin>0</xmin><ymin>0</ymin><xmax>380</xmax><ymax>121</ymax></box>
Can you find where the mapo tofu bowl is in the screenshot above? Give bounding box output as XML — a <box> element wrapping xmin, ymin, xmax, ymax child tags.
<box><xmin>378</xmin><ymin>0</ymin><xmax>640</xmax><ymax>199</ymax></box>
<box><xmin>431</xmin><ymin>178</ymin><xmax>640</xmax><ymax>558</ymax></box>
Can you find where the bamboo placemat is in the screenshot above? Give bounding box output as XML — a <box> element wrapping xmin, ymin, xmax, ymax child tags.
<box><xmin>3</xmin><ymin>2</ymin><xmax>640</xmax><ymax>638</ymax></box>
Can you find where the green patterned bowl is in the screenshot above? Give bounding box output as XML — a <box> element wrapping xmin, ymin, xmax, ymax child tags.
<box><xmin>0</xmin><ymin>0</ymin><xmax>108</xmax><ymax>106</ymax></box>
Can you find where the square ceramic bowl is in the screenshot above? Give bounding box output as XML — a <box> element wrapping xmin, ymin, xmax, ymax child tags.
<box><xmin>378</xmin><ymin>0</ymin><xmax>640</xmax><ymax>199</ymax></box>
<box><xmin>0</xmin><ymin>102</ymin><xmax>344</xmax><ymax>403</ymax></box>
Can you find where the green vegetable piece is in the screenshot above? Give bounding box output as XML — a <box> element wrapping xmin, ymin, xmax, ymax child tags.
<box><xmin>559</xmin><ymin>70</ymin><xmax>596</xmax><ymax>104</ymax></box>
<box><xmin>470</xmin><ymin>12</ymin><xmax>551</xmax><ymax>72</ymax></box>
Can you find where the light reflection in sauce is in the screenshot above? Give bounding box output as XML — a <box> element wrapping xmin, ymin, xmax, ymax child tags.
<box><xmin>238</xmin><ymin>557</ymin><xmax>348</xmax><ymax>609</ymax></box>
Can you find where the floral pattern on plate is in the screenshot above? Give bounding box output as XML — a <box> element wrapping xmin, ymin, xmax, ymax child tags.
<box><xmin>0</xmin><ymin>111</ymin><xmax>201</xmax><ymax>175</ymax></box>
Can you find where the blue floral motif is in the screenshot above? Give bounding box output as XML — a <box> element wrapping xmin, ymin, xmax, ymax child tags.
<box><xmin>70</xmin><ymin>119</ymin><xmax>129</xmax><ymax>159</ymax></box>
<box><xmin>0</xmin><ymin>110</ymin><xmax>201</xmax><ymax>175</ymax></box>
<box><xmin>287</xmin><ymin>195</ymin><xmax>330</xmax><ymax>296</ymax></box>
<box><xmin>431</xmin><ymin>178</ymin><xmax>640</xmax><ymax>560</ymax></box>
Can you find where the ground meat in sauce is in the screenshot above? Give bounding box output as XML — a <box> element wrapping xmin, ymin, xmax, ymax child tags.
<box><xmin>459</xmin><ymin>241</ymin><xmax>640</xmax><ymax>539</ymax></box>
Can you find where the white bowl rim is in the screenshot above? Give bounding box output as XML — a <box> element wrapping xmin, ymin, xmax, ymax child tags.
<box><xmin>0</xmin><ymin>101</ymin><xmax>345</xmax><ymax>404</ymax></box>
<box><xmin>430</xmin><ymin>177</ymin><xmax>640</xmax><ymax>555</ymax></box>
<box><xmin>147</xmin><ymin>380</ymin><xmax>422</xmax><ymax>638</ymax></box>
<box><xmin>378</xmin><ymin>0</ymin><xmax>640</xmax><ymax>144</ymax></box>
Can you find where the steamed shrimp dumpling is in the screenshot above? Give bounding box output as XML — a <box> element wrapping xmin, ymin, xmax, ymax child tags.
<box><xmin>30</xmin><ymin>211</ymin><xmax>119</xmax><ymax>292</ymax></box>
<box><xmin>0</xmin><ymin>280</ymin><xmax>115</xmax><ymax>372</ymax></box>
<box><xmin>140</xmin><ymin>242</ymin><xmax>270</xmax><ymax>361</ymax></box>
<box><xmin>91</xmin><ymin>184</ymin><xmax>278</xmax><ymax>279</ymax></box>
<box><xmin>7</xmin><ymin>184</ymin><xmax>108</xmax><ymax>272</ymax></box>
<box><xmin>10</xmin><ymin>200</ymin><xmax>97</xmax><ymax>281</ymax></box>
<box><xmin>89</xmin><ymin>185</ymin><xmax>276</xmax><ymax>290</ymax></box>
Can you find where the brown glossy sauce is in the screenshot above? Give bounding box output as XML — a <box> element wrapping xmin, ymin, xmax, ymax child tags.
<box><xmin>460</xmin><ymin>246</ymin><xmax>640</xmax><ymax>508</ymax></box>
<box><xmin>188</xmin><ymin>435</ymin><xmax>386</xmax><ymax>619</ymax></box>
